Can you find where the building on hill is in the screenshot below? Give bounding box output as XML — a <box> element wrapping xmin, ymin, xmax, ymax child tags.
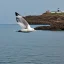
<box><xmin>51</xmin><ymin>8</ymin><xmax>64</xmax><ymax>13</ymax></box>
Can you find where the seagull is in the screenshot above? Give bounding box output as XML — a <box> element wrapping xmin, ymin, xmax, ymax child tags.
<box><xmin>15</xmin><ymin>12</ymin><xmax>36</xmax><ymax>32</ymax></box>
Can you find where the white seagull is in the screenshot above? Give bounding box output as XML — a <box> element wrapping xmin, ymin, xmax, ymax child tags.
<box><xmin>15</xmin><ymin>12</ymin><xmax>36</xmax><ymax>33</ymax></box>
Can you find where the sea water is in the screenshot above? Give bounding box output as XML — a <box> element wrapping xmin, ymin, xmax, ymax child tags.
<box><xmin>0</xmin><ymin>24</ymin><xmax>64</xmax><ymax>64</ymax></box>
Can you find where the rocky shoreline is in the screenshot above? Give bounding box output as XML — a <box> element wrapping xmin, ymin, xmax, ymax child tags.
<box><xmin>24</xmin><ymin>13</ymin><xmax>64</xmax><ymax>30</ymax></box>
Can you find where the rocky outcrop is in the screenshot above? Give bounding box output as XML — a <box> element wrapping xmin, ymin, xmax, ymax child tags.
<box><xmin>24</xmin><ymin>13</ymin><xmax>64</xmax><ymax>30</ymax></box>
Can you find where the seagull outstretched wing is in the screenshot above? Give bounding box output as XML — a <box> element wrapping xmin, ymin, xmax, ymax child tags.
<box><xmin>15</xmin><ymin>12</ymin><xmax>31</xmax><ymax>29</ymax></box>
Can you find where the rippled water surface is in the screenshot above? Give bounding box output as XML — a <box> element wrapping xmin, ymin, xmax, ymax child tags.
<box><xmin>0</xmin><ymin>24</ymin><xmax>64</xmax><ymax>64</ymax></box>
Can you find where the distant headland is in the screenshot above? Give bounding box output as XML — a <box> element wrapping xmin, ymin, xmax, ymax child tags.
<box><xmin>24</xmin><ymin>8</ymin><xmax>64</xmax><ymax>30</ymax></box>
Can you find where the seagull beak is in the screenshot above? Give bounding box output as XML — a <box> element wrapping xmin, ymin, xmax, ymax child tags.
<box><xmin>15</xmin><ymin>12</ymin><xmax>20</xmax><ymax>16</ymax></box>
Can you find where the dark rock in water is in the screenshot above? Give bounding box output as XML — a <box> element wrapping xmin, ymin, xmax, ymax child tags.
<box><xmin>34</xmin><ymin>26</ymin><xmax>51</xmax><ymax>30</ymax></box>
<box><xmin>34</xmin><ymin>25</ymin><xmax>64</xmax><ymax>31</ymax></box>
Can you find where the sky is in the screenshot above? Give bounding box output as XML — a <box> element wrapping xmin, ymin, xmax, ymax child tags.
<box><xmin>0</xmin><ymin>0</ymin><xmax>64</xmax><ymax>24</ymax></box>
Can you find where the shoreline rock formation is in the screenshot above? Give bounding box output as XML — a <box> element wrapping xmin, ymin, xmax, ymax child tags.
<box><xmin>24</xmin><ymin>13</ymin><xmax>64</xmax><ymax>30</ymax></box>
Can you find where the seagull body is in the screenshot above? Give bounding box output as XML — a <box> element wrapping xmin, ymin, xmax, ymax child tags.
<box><xmin>15</xmin><ymin>12</ymin><xmax>36</xmax><ymax>32</ymax></box>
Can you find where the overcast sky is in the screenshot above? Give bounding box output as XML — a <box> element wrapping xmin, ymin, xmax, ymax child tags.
<box><xmin>0</xmin><ymin>0</ymin><xmax>64</xmax><ymax>24</ymax></box>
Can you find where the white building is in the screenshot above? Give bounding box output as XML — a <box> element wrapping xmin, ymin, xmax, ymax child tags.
<box><xmin>51</xmin><ymin>8</ymin><xmax>64</xmax><ymax>13</ymax></box>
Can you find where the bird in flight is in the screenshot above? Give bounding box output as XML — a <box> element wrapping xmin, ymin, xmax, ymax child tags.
<box><xmin>15</xmin><ymin>12</ymin><xmax>36</xmax><ymax>33</ymax></box>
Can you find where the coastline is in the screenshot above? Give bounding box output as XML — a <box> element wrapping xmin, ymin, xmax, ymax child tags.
<box><xmin>24</xmin><ymin>13</ymin><xmax>64</xmax><ymax>30</ymax></box>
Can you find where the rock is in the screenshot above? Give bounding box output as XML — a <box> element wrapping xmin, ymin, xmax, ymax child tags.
<box><xmin>24</xmin><ymin>13</ymin><xmax>64</xmax><ymax>30</ymax></box>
